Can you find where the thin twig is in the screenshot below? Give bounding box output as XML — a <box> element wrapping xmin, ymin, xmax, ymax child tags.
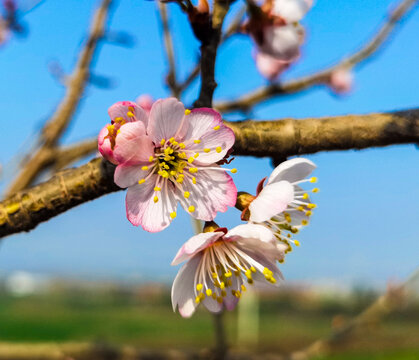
<box><xmin>157</xmin><ymin>2</ymin><xmax>180</xmax><ymax>97</ymax></box>
<box><xmin>5</xmin><ymin>0</ymin><xmax>113</xmax><ymax>197</ymax></box>
<box><xmin>1</xmin><ymin>107</ymin><xmax>419</xmax><ymax>238</ymax></box>
<box><xmin>215</xmin><ymin>0</ymin><xmax>419</xmax><ymax>112</ymax></box>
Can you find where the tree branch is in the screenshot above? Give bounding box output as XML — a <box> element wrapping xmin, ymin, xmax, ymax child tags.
<box><xmin>5</xmin><ymin>0</ymin><xmax>113</xmax><ymax>197</ymax></box>
<box><xmin>1</xmin><ymin>108</ymin><xmax>418</xmax><ymax>238</ymax></box>
<box><xmin>215</xmin><ymin>0</ymin><xmax>419</xmax><ymax>112</ymax></box>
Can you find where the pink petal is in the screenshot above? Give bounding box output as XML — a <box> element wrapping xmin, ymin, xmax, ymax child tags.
<box><xmin>183</xmin><ymin>109</ymin><xmax>235</xmax><ymax>165</ymax></box>
<box><xmin>249</xmin><ymin>181</ymin><xmax>294</xmax><ymax>223</ymax></box>
<box><xmin>114</xmin><ymin>164</ymin><xmax>151</xmax><ymax>188</ymax></box>
<box><xmin>171</xmin><ymin>232</ymin><xmax>224</xmax><ymax>266</ymax></box>
<box><xmin>176</xmin><ymin>168</ymin><xmax>237</xmax><ymax>221</ymax></box>
<box><xmin>113</xmin><ymin>122</ymin><xmax>154</xmax><ymax>165</ymax></box>
<box><xmin>98</xmin><ymin>125</ymin><xmax>117</xmax><ymax>164</ymax></box>
<box><xmin>272</xmin><ymin>0</ymin><xmax>312</xmax><ymax>23</ymax></box>
<box><xmin>126</xmin><ymin>176</ymin><xmax>177</xmax><ymax>232</ymax></box>
<box><xmin>329</xmin><ymin>69</ymin><xmax>353</xmax><ymax>94</ymax></box>
<box><xmin>223</xmin><ymin>275</ymin><xmax>242</xmax><ymax>311</ymax></box>
<box><xmin>259</xmin><ymin>25</ymin><xmax>303</xmax><ymax>62</ymax></box>
<box><xmin>147</xmin><ymin>98</ymin><xmax>187</xmax><ymax>144</ymax></box>
<box><xmin>135</xmin><ymin>94</ymin><xmax>153</xmax><ymax>114</ymax></box>
<box><xmin>108</xmin><ymin>101</ymin><xmax>149</xmax><ymax>128</ymax></box>
<box><xmin>255</xmin><ymin>51</ymin><xmax>291</xmax><ymax>81</ymax></box>
<box><xmin>171</xmin><ymin>254</ymin><xmax>201</xmax><ymax>318</ymax></box>
<box><xmin>267</xmin><ymin>157</ymin><xmax>316</xmax><ymax>185</ymax></box>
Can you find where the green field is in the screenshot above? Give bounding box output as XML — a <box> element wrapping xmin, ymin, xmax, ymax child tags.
<box><xmin>0</xmin><ymin>285</ymin><xmax>418</xmax><ymax>359</ymax></box>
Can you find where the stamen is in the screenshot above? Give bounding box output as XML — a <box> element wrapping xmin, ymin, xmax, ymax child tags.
<box><xmin>185</xmin><ymin>109</ymin><xmax>191</xmax><ymax>115</ymax></box>
<box><xmin>170</xmin><ymin>212</ymin><xmax>177</xmax><ymax>219</ymax></box>
<box><xmin>193</xmin><ymin>139</ymin><xmax>201</xmax><ymax>144</ymax></box>
<box><xmin>204</xmin><ymin>148</ymin><xmax>211</xmax><ymax>153</ymax></box>
<box><xmin>215</xmin><ymin>146</ymin><xmax>222</xmax><ymax>153</ymax></box>
<box><xmin>153</xmin><ymin>196</ymin><xmax>159</xmax><ymax>203</ymax></box>
<box><xmin>184</xmin><ymin>191</ymin><xmax>190</xmax><ymax>198</ymax></box>
<box><xmin>213</xmin><ymin>125</ymin><xmax>220</xmax><ymax>130</ymax></box>
<box><xmin>160</xmin><ymin>139</ymin><xmax>165</xmax><ymax>146</ymax></box>
<box><xmin>141</xmin><ymin>166</ymin><xmax>148</xmax><ymax>170</ymax></box>
<box><xmin>188</xmin><ymin>205</ymin><xmax>195</xmax><ymax>213</ymax></box>
<box><xmin>231</xmin><ymin>168</ymin><xmax>237</xmax><ymax>174</ymax></box>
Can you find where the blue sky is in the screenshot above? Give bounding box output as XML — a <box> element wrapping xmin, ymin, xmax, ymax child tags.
<box><xmin>0</xmin><ymin>0</ymin><xmax>418</xmax><ymax>288</ymax></box>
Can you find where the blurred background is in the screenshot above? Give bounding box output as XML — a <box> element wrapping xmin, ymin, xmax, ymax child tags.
<box><xmin>0</xmin><ymin>0</ymin><xmax>418</xmax><ymax>358</ymax></box>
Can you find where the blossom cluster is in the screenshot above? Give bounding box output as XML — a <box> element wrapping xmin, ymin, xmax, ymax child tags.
<box><xmin>98</xmin><ymin>97</ymin><xmax>317</xmax><ymax>317</ymax></box>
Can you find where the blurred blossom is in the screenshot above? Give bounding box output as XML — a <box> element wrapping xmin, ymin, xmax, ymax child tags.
<box><xmin>255</xmin><ymin>50</ymin><xmax>291</xmax><ymax>80</ymax></box>
<box><xmin>171</xmin><ymin>223</ymin><xmax>285</xmax><ymax>318</ymax></box>
<box><xmin>328</xmin><ymin>68</ymin><xmax>353</xmax><ymax>94</ymax></box>
<box><xmin>135</xmin><ymin>94</ymin><xmax>153</xmax><ymax>114</ymax></box>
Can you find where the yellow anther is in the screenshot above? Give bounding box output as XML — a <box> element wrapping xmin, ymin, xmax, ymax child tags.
<box><xmin>297</xmin><ymin>206</ymin><xmax>304</xmax><ymax>212</ymax></box>
<box><xmin>138</xmin><ymin>179</ymin><xmax>145</xmax><ymax>184</ymax></box>
<box><xmin>234</xmin><ymin>270</ymin><xmax>240</xmax><ymax>277</ymax></box>
<box><xmin>302</xmin><ymin>220</ymin><xmax>309</xmax><ymax>226</ymax></box>
<box><xmin>221</xmin><ymin>290</ymin><xmax>227</xmax><ymax>298</ymax></box>
<box><xmin>247</xmin><ymin>278</ymin><xmax>254</xmax><ymax>284</ymax></box>
<box><xmin>305</xmin><ymin>211</ymin><xmax>312</xmax><ymax>216</ymax></box>
<box><xmin>245</xmin><ymin>269</ymin><xmax>252</xmax><ymax>279</ymax></box>
<box><xmin>250</xmin><ymin>266</ymin><xmax>256</xmax><ymax>273</ymax></box>
<box><xmin>206</xmin><ymin>289</ymin><xmax>212</xmax><ymax>296</ymax></box>
<box><xmin>160</xmin><ymin>139</ymin><xmax>165</xmax><ymax>146</ymax></box>
<box><xmin>114</xmin><ymin>117</ymin><xmax>124</xmax><ymax>122</ymax></box>
<box><xmin>212</xmin><ymin>272</ymin><xmax>218</xmax><ymax>279</ymax></box>
<box><xmin>154</xmin><ymin>187</ymin><xmax>161</xmax><ymax>191</ymax></box>
<box><xmin>185</xmin><ymin>109</ymin><xmax>191</xmax><ymax>115</ymax></box>
<box><xmin>128</xmin><ymin>106</ymin><xmax>134</xmax><ymax>112</ymax></box>
<box><xmin>188</xmin><ymin>157</ymin><xmax>194</xmax><ymax>163</ymax></box>
<box><xmin>217</xmin><ymin>297</ymin><xmax>223</xmax><ymax>303</ymax></box>
<box><xmin>116</xmin><ymin>129</ymin><xmax>121</xmax><ymax>135</ymax></box>
<box><xmin>149</xmin><ymin>156</ymin><xmax>154</xmax><ymax>162</ymax></box>
<box><xmin>241</xmin><ymin>285</ymin><xmax>247</xmax><ymax>292</ymax></box>
<box><xmin>215</xmin><ymin>146</ymin><xmax>222</xmax><ymax>153</ymax></box>
<box><xmin>231</xmin><ymin>168</ymin><xmax>237</xmax><ymax>174</ymax></box>
<box><xmin>227</xmin><ymin>279</ymin><xmax>232</xmax><ymax>287</ymax></box>
<box><xmin>310</xmin><ymin>177</ymin><xmax>318</xmax><ymax>183</ymax></box>
<box><xmin>233</xmin><ymin>290</ymin><xmax>241</xmax><ymax>298</ymax></box>
<box><xmin>287</xmin><ymin>233</ymin><xmax>291</xmax><ymax>238</ymax></box>
<box><xmin>213</xmin><ymin>125</ymin><xmax>220</xmax><ymax>130</ymax></box>
<box><xmin>193</xmin><ymin>139</ymin><xmax>201</xmax><ymax>144</ymax></box>
<box><xmin>127</xmin><ymin>111</ymin><xmax>134</xmax><ymax>117</ymax></box>
<box><xmin>170</xmin><ymin>212</ymin><xmax>177</xmax><ymax>219</ymax></box>
<box><xmin>284</xmin><ymin>213</ymin><xmax>292</xmax><ymax>223</ymax></box>
<box><xmin>294</xmin><ymin>240</ymin><xmax>300</xmax><ymax>246</ymax></box>
<box><xmin>176</xmin><ymin>177</ymin><xmax>184</xmax><ymax>184</ymax></box>
<box><xmin>153</xmin><ymin>196</ymin><xmax>159</xmax><ymax>203</ymax></box>
<box><xmin>307</xmin><ymin>203</ymin><xmax>317</xmax><ymax>209</ymax></box>
<box><xmin>188</xmin><ymin>205</ymin><xmax>195</xmax><ymax>213</ymax></box>
<box><xmin>195</xmin><ymin>296</ymin><xmax>201</xmax><ymax>304</ymax></box>
<box><xmin>184</xmin><ymin>191</ymin><xmax>190</xmax><ymax>199</ymax></box>
<box><xmin>220</xmin><ymin>282</ymin><xmax>225</xmax><ymax>289</ymax></box>
<box><xmin>303</xmin><ymin>193</ymin><xmax>309</xmax><ymax>199</ymax></box>
<box><xmin>194</xmin><ymin>153</ymin><xmax>199</xmax><ymax>158</ymax></box>
<box><xmin>170</xmin><ymin>170</ymin><xmax>177</xmax><ymax>176</ymax></box>
<box><xmin>204</xmin><ymin>148</ymin><xmax>211</xmax><ymax>153</ymax></box>
<box><xmin>179</xmin><ymin>143</ymin><xmax>186</xmax><ymax>149</ymax></box>
<box><xmin>212</xmin><ymin>293</ymin><xmax>217</xmax><ymax>299</ymax></box>
<box><xmin>178</xmin><ymin>152</ymin><xmax>186</xmax><ymax>158</ymax></box>
<box><xmin>172</xmin><ymin>141</ymin><xmax>178</xmax><ymax>146</ymax></box>
<box><xmin>141</xmin><ymin>166</ymin><xmax>148</xmax><ymax>170</ymax></box>
<box><xmin>196</xmin><ymin>283</ymin><xmax>203</xmax><ymax>291</ymax></box>
<box><xmin>312</xmin><ymin>188</ymin><xmax>319</xmax><ymax>193</ymax></box>
<box><xmin>224</xmin><ymin>271</ymin><xmax>232</xmax><ymax>278</ymax></box>
<box><xmin>189</xmin><ymin>167</ymin><xmax>198</xmax><ymax>173</ymax></box>
<box><xmin>169</xmin><ymin>137</ymin><xmax>175</xmax><ymax>143</ymax></box>
<box><xmin>291</xmin><ymin>227</ymin><xmax>299</xmax><ymax>234</ymax></box>
<box><xmin>192</xmin><ymin>177</ymin><xmax>197</xmax><ymax>184</ymax></box>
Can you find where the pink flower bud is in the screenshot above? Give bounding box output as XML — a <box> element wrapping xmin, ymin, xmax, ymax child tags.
<box><xmin>329</xmin><ymin>68</ymin><xmax>353</xmax><ymax>94</ymax></box>
<box><xmin>135</xmin><ymin>95</ymin><xmax>153</xmax><ymax>115</ymax></box>
<box><xmin>255</xmin><ymin>51</ymin><xmax>291</xmax><ymax>80</ymax></box>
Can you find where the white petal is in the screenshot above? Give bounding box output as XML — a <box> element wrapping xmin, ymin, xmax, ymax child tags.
<box><xmin>171</xmin><ymin>232</ymin><xmax>224</xmax><ymax>266</ymax></box>
<box><xmin>249</xmin><ymin>181</ymin><xmax>294</xmax><ymax>223</ymax></box>
<box><xmin>272</xmin><ymin>0</ymin><xmax>312</xmax><ymax>23</ymax></box>
<box><xmin>226</xmin><ymin>224</ymin><xmax>275</xmax><ymax>244</ymax></box>
<box><xmin>147</xmin><ymin>98</ymin><xmax>187</xmax><ymax>144</ymax></box>
<box><xmin>171</xmin><ymin>254</ymin><xmax>201</xmax><ymax>318</ymax></box>
<box><xmin>268</xmin><ymin>157</ymin><xmax>316</xmax><ymax>184</ymax></box>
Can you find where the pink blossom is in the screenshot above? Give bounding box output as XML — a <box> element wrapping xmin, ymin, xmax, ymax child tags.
<box><xmin>328</xmin><ymin>68</ymin><xmax>353</xmax><ymax>94</ymax></box>
<box><xmin>0</xmin><ymin>17</ymin><xmax>9</xmax><ymax>46</ymax></box>
<box><xmin>247</xmin><ymin>158</ymin><xmax>318</xmax><ymax>252</ymax></box>
<box><xmin>255</xmin><ymin>51</ymin><xmax>291</xmax><ymax>80</ymax></box>
<box><xmin>135</xmin><ymin>94</ymin><xmax>153</xmax><ymax>114</ymax></box>
<box><xmin>171</xmin><ymin>224</ymin><xmax>286</xmax><ymax>318</ymax></box>
<box><xmin>112</xmin><ymin>98</ymin><xmax>237</xmax><ymax>233</ymax></box>
<box><xmin>98</xmin><ymin>101</ymin><xmax>148</xmax><ymax>164</ymax></box>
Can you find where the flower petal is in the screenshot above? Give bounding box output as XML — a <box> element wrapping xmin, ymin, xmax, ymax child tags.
<box><xmin>259</xmin><ymin>25</ymin><xmax>303</xmax><ymax>62</ymax></box>
<box><xmin>113</xmin><ymin>122</ymin><xmax>154</xmax><ymax>165</ymax></box>
<box><xmin>255</xmin><ymin>51</ymin><xmax>290</xmax><ymax>81</ymax></box>
<box><xmin>183</xmin><ymin>109</ymin><xmax>235</xmax><ymax>165</ymax></box>
<box><xmin>98</xmin><ymin>125</ymin><xmax>117</xmax><ymax>164</ymax></box>
<box><xmin>108</xmin><ymin>101</ymin><xmax>148</xmax><ymax>128</ymax></box>
<box><xmin>267</xmin><ymin>157</ymin><xmax>316</xmax><ymax>184</ymax></box>
<box><xmin>148</xmin><ymin>98</ymin><xmax>187</xmax><ymax>144</ymax></box>
<box><xmin>114</xmin><ymin>164</ymin><xmax>151</xmax><ymax>188</ymax></box>
<box><xmin>172</xmin><ymin>231</ymin><xmax>224</xmax><ymax>266</ymax></box>
<box><xmin>171</xmin><ymin>254</ymin><xmax>201</xmax><ymax>318</ymax></box>
<box><xmin>249</xmin><ymin>181</ymin><xmax>294</xmax><ymax>223</ymax></box>
<box><xmin>226</xmin><ymin>224</ymin><xmax>275</xmax><ymax>244</ymax></box>
<box><xmin>126</xmin><ymin>176</ymin><xmax>177</xmax><ymax>232</ymax></box>
<box><xmin>223</xmin><ymin>274</ymin><xmax>242</xmax><ymax>311</ymax></box>
<box><xmin>177</xmin><ymin>168</ymin><xmax>237</xmax><ymax>221</ymax></box>
<box><xmin>272</xmin><ymin>0</ymin><xmax>312</xmax><ymax>23</ymax></box>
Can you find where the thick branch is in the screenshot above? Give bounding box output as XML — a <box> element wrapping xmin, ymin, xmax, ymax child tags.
<box><xmin>215</xmin><ymin>0</ymin><xmax>418</xmax><ymax>112</ymax></box>
<box><xmin>1</xmin><ymin>108</ymin><xmax>418</xmax><ymax>238</ymax></box>
<box><xmin>5</xmin><ymin>0</ymin><xmax>113</xmax><ymax>196</ymax></box>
